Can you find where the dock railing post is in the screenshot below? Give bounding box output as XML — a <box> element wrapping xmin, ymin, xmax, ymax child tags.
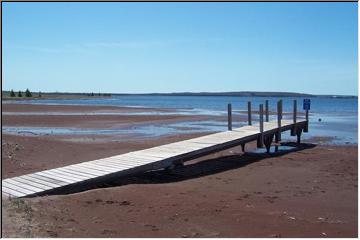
<box><xmin>276</xmin><ymin>101</ymin><xmax>281</xmax><ymax>142</ymax></box>
<box><xmin>228</xmin><ymin>103</ymin><xmax>232</xmax><ymax>131</ymax></box>
<box><xmin>247</xmin><ymin>101</ymin><xmax>252</xmax><ymax>125</ymax></box>
<box><xmin>291</xmin><ymin>100</ymin><xmax>297</xmax><ymax>136</ymax></box>
<box><xmin>293</xmin><ymin>100</ymin><xmax>297</xmax><ymax>123</ymax></box>
<box><xmin>275</xmin><ymin>100</ymin><xmax>282</xmax><ymax>151</ymax></box>
<box><xmin>304</xmin><ymin>108</ymin><xmax>309</xmax><ymax>132</ymax></box>
<box><xmin>265</xmin><ymin>100</ymin><xmax>269</xmax><ymax>122</ymax></box>
<box><xmin>257</xmin><ymin>104</ymin><xmax>264</xmax><ymax>148</ymax></box>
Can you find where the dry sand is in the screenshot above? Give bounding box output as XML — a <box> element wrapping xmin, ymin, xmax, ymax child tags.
<box><xmin>1</xmin><ymin>103</ymin><xmax>358</xmax><ymax>237</ymax></box>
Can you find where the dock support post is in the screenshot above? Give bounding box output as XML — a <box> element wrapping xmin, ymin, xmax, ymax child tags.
<box><xmin>264</xmin><ymin>134</ymin><xmax>274</xmax><ymax>153</ymax></box>
<box><xmin>291</xmin><ymin>100</ymin><xmax>297</xmax><ymax>136</ymax></box>
<box><xmin>257</xmin><ymin>104</ymin><xmax>264</xmax><ymax>148</ymax></box>
<box><xmin>275</xmin><ymin>100</ymin><xmax>282</xmax><ymax>152</ymax></box>
<box><xmin>247</xmin><ymin>101</ymin><xmax>252</xmax><ymax>125</ymax></box>
<box><xmin>228</xmin><ymin>103</ymin><xmax>232</xmax><ymax>131</ymax></box>
<box><xmin>296</xmin><ymin>127</ymin><xmax>303</xmax><ymax>145</ymax></box>
<box><xmin>241</xmin><ymin>143</ymin><xmax>245</xmax><ymax>152</ymax></box>
<box><xmin>265</xmin><ymin>100</ymin><xmax>269</xmax><ymax>122</ymax></box>
<box><xmin>304</xmin><ymin>109</ymin><xmax>309</xmax><ymax>132</ymax></box>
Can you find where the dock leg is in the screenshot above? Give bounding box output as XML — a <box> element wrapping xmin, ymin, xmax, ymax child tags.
<box><xmin>275</xmin><ymin>132</ymin><xmax>280</xmax><ymax>152</ymax></box>
<box><xmin>257</xmin><ymin>104</ymin><xmax>264</xmax><ymax>148</ymax></box>
<box><xmin>296</xmin><ymin>128</ymin><xmax>302</xmax><ymax>145</ymax></box>
<box><xmin>264</xmin><ymin>134</ymin><xmax>274</xmax><ymax>153</ymax></box>
<box><xmin>257</xmin><ymin>136</ymin><xmax>263</xmax><ymax>148</ymax></box>
<box><xmin>165</xmin><ymin>161</ymin><xmax>184</xmax><ymax>173</ymax></box>
<box><xmin>174</xmin><ymin>160</ymin><xmax>184</xmax><ymax>168</ymax></box>
<box><xmin>241</xmin><ymin>143</ymin><xmax>245</xmax><ymax>152</ymax></box>
<box><xmin>291</xmin><ymin>126</ymin><xmax>296</xmax><ymax>136</ymax></box>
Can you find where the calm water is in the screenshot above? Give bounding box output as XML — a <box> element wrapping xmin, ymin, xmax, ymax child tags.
<box><xmin>3</xmin><ymin>95</ymin><xmax>358</xmax><ymax>144</ymax></box>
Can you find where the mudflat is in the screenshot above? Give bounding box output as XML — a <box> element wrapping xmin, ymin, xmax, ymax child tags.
<box><xmin>1</xmin><ymin>103</ymin><xmax>357</xmax><ymax>237</ymax></box>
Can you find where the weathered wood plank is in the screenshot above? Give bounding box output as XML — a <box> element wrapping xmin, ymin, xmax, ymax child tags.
<box><xmin>20</xmin><ymin>174</ymin><xmax>67</xmax><ymax>187</ymax></box>
<box><xmin>49</xmin><ymin>169</ymin><xmax>89</xmax><ymax>181</ymax></box>
<box><xmin>13</xmin><ymin>176</ymin><xmax>60</xmax><ymax>189</ymax></box>
<box><xmin>99</xmin><ymin>156</ymin><xmax>152</xmax><ymax>165</ymax></box>
<box><xmin>62</xmin><ymin>165</ymin><xmax>106</xmax><ymax>176</ymax></box>
<box><xmin>64</xmin><ymin>165</ymin><xmax>109</xmax><ymax>176</ymax></box>
<box><xmin>85</xmin><ymin>161</ymin><xmax>134</xmax><ymax>171</ymax></box>
<box><xmin>2</xmin><ymin>186</ymin><xmax>27</xmax><ymax>197</ymax></box>
<box><xmin>5</xmin><ymin>178</ymin><xmax>52</xmax><ymax>192</ymax></box>
<box><xmin>43</xmin><ymin>169</ymin><xmax>85</xmax><ymax>182</ymax></box>
<box><xmin>54</xmin><ymin>167</ymin><xmax>99</xmax><ymax>179</ymax></box>
<box><xmin>2</xmin><ymin>191</ymin><xmax>13</xmax><ymax>198</ymax></box>
<box><xmin>2</xmin><ymin>182</ymin><xmax>36</xmax><ymax>195</ymax></box>
<box><xmin>3</xmin><ymin>179</ymin><xmax>46</xmax><ymax>193</ymax></box>
<box><xmin>34</xmin><ymin>172</ymin><xmax>78</xmax><ymax>184</ymax></box>
<box><xmin>90</xmin><ymin>160</ymin><xmax>138</xmax><ymax>170</ymax></box>
<box><xmin>80</xmin><ymin>162</ymin><xmax>126</xmax><ymax>172</ymax></box>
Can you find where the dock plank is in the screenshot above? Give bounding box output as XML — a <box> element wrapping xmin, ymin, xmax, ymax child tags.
<box><xmin>3</xmin><ymin>179</ymin><xmax>47</xmax><ymax>193</ymax></box>
<box><xmin>20</xmin><ymin>174</ymin><xmax>67</xmax><ymax>187</ymax></box>
<box><xmin>2</xmin><ymin>186</ymin><xmax>27</xmax><ymax>197</ymax></box>
<box><xmin>12</xmin><ymin>176</ymin><xmax>59</xmax><ymax>190</ymax></box>
<box><xmin>3</xmin><ymin>182</ymin><xmax>36</xmax><ymax>195</ymax></box>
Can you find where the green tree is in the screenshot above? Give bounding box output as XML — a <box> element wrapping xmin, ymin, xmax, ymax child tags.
<box><xmin>25</xmin><ymin>88</ymin><xmax>32</xmax><ymax>97</ymax></box>
<box><xmin>10</xmin><ymin>89</ymin><xmax>15</xmax><ymax>97</ymax></box>
<box><xmin>38</xmin><ymin>91</ymin><xmax>42</xmax><ymax>98</ymax></box>
<box><xmin>91</xmin><ymin>92</ymin><xmax>94</xmax><ymax>96</ymax></box>
<box><xmin>17</xmin><ymin>91</ymin><xmax>23</xmax><ymax>97</ymax></box>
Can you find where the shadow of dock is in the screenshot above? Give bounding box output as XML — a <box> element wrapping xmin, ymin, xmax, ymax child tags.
<box><xmin>50</xmin><ymin>142</ymin><xmax>315</xmax><ymax>196</ymax></box>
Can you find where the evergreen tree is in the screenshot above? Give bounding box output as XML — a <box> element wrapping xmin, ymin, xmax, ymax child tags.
<box><xmin>25</xmin><ymin>88</ymin><xmax>32</xmax><ymax>97</ymax></box>
<box><xmin>38</xmin><ymin>91</ymin><xmax>42</xmax><ymax>97</ymax></box>
<box><xmin>10</xmin><ymin>89</ymin><xmax>15</xmax><ymax>97</ymax></box>
<box><xmin>91</xmin><ymin>92</ymin><xmax>94</xmax><ymax>96</ymax></box>
<box><xmin>17</xmin><ymin>91</ymin><xmax>23</xmax><ymax>97</ymax></box>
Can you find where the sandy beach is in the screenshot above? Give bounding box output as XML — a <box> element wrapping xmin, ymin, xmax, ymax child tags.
<box><xmin>2</xmin><ymin>103</ymin><xmax>358</xmax><ymax>237</ymax></box>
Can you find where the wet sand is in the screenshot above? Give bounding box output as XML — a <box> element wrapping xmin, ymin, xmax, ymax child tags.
<box><xmin>1</xmin><ymin>103</ymin><xmax>358</xmax><ymax>237</ymax></box>
<box><xmin>2</xmin><ymin>104</ymin><xmax>212</xmax><ymax>129</ymax></box>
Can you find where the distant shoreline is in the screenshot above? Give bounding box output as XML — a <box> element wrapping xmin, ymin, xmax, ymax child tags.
<box><xmin>2</xmin><ymin>91</ymin><xmax>357</xmax><ymax>100</ymax></box>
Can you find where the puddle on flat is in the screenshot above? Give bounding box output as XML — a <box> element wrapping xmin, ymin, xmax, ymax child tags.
<box><xmin>2</xmin><ymin>120</ymin><xmax>229</xmax><ymax>138</ymax></box>
<box><xmin>250</xmin><ymin>145</ymin><xmax>297</xmax><ymax>154</ymax></box>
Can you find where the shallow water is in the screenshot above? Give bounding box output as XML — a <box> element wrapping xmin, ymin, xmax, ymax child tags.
<box><xmin>3</xmin><ymin>96</ymin><xmax>357</xmax><ymax>144</ymax></box>
<box><xmin>2</xmin><ymin>120</ymin><xmax>227</xmax><ymax>138</ymax></box>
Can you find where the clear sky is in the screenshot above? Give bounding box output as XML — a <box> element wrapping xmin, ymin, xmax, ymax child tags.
<box><xmin>2</xmin><ymin>2</ymin><xmax>358</xmax><ymax>95</ymax></box>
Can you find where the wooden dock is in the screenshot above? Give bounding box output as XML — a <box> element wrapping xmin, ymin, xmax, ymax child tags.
<box><xmin>2</xmin><ymin>100</ymin><xmax>309</xmax><ymax>198</ymax></box>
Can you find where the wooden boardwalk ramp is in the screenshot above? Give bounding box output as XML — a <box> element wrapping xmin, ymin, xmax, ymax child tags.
<box><xmin>2</xmin><ymin>118</ymin><xmax>308</xmax><ymax>198</ymax></box>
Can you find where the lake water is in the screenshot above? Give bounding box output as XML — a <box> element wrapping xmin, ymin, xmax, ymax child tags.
<box><xmin>3</xmin><ymin>95</ymin><xmax>358</xmax><ymax>144</ymax></box>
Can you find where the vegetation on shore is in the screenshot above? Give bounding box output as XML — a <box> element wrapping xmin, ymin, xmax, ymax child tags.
<box><xmin>2</xmin><ymin>90</ymin><xmax>112</xmax><ymax>100</ymax></box>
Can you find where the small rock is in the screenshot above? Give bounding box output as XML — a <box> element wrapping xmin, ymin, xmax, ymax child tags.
<box><xmin>119</xmin><ymin>200</ymin><xmax>130</xmax><ymax>206</ymax></box>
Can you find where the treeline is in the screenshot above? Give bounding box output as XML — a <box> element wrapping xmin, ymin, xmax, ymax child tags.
<box><xmin>87</xmin><ymin>92</ymin><xmax>112</xmax><ymax>97</ymax></box>
<box><xmin>9</xmin><ymin>89</ymin><xmax>41</xmax><ymax>98</ymax></box>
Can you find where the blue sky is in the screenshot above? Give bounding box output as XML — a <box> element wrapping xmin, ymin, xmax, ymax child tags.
<box><xmin>2</xmin><ymin>2</ymin><xmax>358</xmax><ymax>95</ymax></box>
